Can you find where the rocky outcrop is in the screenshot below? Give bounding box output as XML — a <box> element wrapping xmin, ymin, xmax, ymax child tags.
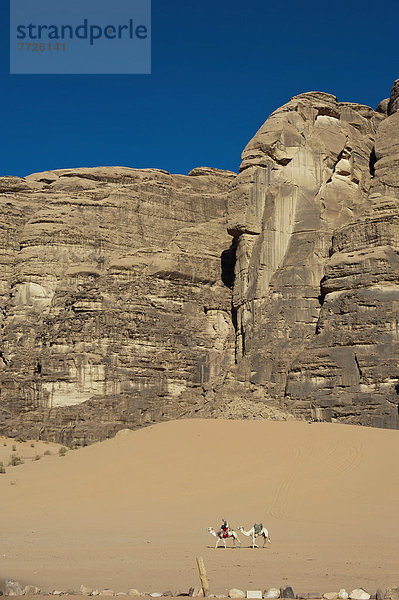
<box><xmin>2</xmin><ymin>81</ymin><xmax>399</xmax><ymax>442</ymax></box>
<box><xmin>227</xmin><ymin>90</ymin><xmax>384</xmax><ymax>405</ymax></box>
<box><xmin>0</xmin><ymin>167</ymin><xmax>236</xmax><ymax>443</ymax></box>
<box><xmin>285</xmin><ymin>81</ymin><xmax>399</xmax><ymax>428</ymax></box>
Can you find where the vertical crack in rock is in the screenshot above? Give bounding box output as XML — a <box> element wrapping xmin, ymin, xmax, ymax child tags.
<box><xmin>369</xmin><ymin>147</ymin><xmax>376</xmax><ymax>177</ymax></box>
<box><xmin>354</xmin><ymin>354</ymin><xmax>363</xmax><ymax>380</ymax></box>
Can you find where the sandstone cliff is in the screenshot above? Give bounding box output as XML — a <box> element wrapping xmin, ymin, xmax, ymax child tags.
<box><xmin>1</xmin><ymin>81</ymin><xmax>399</xmax><ymax>443</ymax></box>
<box><xmin>0</xmin><ymin>167</ymin><xmax>237</xmax><ymax>443</ymax></box>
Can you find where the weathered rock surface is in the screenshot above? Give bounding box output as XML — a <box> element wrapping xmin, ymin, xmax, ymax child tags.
<box><xmin>349</xmin><ymin>590</ymin><xmax>370</xmax><ymax>600</ymax></box>
<box><xmin>227</xmin><ymin>89</ymin><xmax>386</xmax><ymax>422</ymax></box>
<box><xmin>0</xmin><ymin>167</ymin><xmax>236</xmax><ymax>443</ymax></box>
<box><xmin>24</xmin><ymin>585</ymin><xmax>41</xmax><ymax>595</ymax></box>
<box><xmin>264</xmin><ymin>589</ymin><xmax>280</xmax><ymax>599</ymax></box>
<box><xmin>2</xmin><ymin>81</ymin><xmax>399</xmax><ymax>441</ymax></box>
<box><xmin>384</xmin><ymin>589</ymin><xmax>399</xmax><ymax>600</ymax></box>
<box><xmin>285</xmin><ymin>80</ymin><xmax>399</xmax><ymax>427</ymax></box>
<box><xmin>5</xmin><ymin>580</ymin><xmax>24</xmax><ymax>596</ymax></box>
<box><xmin>228</xmin><ymin>590</ymin><xmax>246</xmax><ymax>599</ymax></box>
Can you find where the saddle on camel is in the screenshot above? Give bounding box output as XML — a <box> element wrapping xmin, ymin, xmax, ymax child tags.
<box><xmin>254</xmin><ymin>523</ymin><xmax>263</xmax><ymax>535</ymax></box>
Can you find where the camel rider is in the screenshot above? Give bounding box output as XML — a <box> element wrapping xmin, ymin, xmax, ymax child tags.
<box><xmin>220</xmin><ymin>518</ymin><xmax>229</xmax><ymax>537</ymax></box>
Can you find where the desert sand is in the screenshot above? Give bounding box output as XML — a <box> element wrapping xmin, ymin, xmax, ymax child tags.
<box><xmin>1</xmin><ymin>419</ymin><xmax>399</xmax><ymax>595</ymax></box>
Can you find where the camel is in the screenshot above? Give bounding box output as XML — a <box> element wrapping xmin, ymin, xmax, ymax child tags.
<box><xmin>206</xmin><ymin>526</ymin><xmax>241</xmax><ymax>549</ymax></box>
<box><xmin>237</xmin><ymin>524</ymin><xmax>271</xmax><ymax>548</ymax></box>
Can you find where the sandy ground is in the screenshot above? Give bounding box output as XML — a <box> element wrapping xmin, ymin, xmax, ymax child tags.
<box><xmin>0</xmin><ymin>437</ymin><xmax>63</xmax><ymax>467</ymax></box>
<box><xmin>1</xmin><ymin>419</ymin><xmax>399</xmax><ymax>595</ymax></box>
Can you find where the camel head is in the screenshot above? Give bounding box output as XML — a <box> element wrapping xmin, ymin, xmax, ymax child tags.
<box><xmin>206</xmin><ymin>527</ymin><xmax>215</xmax><ymax>532</ymax></box>
<box><xmin>237</xmin><ymin>526</ymin><xmax>244</xmax><ymax>532</ymax></box>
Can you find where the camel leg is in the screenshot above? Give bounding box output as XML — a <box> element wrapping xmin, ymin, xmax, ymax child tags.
<box><xmin>215</xmin><ymin>538</ymin><xmax>219</xmax><ymax>549</ymax></box>
<box><xmin>223</xmin><ymin>538</ymin><xmax>227</xmax><ymax>549</ymax></box>
<box><xmin>232</xmin><ymin>534</ymin><xmax>239</xmax><ymax>546</ymax></box>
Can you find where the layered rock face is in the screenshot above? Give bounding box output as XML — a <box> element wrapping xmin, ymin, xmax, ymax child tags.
<box><xmin>2</xmin><ymin>81</ymin><xmax>399</xmax><ymax>442</ymax></box>
<box><xmin>285</xmin><ymin>82</ymin><xmax>399</xmax><ymax>428</ymax></box>
<box><xmin>227</xmin><ymin>91</ymin><xmax>384</xmax><ymax>405</ymax></box>
<box><xmin>0</xmin><ymin>167</ymin><xmax>236</xmax><ymax>443</ymax></box>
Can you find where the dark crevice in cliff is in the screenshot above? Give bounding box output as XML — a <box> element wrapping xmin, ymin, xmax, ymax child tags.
<box><xmin>274</xmin><ymin>156</ymin><xmax>293</xmax><ymax>166</ymax></box>
<box><xmin>221</xmin><ymin>238</ymin><xmax>237</xmax><ymax>289</ymax></box>
<box><xmin>315</xmin><ymin>275</ymin><xmax>328</xmax><ymax>334</ymax></box>
<box><xmin>220</xmin><ymin>238</ymin><xmax>239</xmax><ymax>362</ymax></box>
<box><xmin>231</xmin><ymin>305</ymin><xmax>238</xmax><ymax>364</ymax></box>
<box><xmin>369</xmin><ymin>147</ymin><xmax>376</xmax><ymax>177</ymax></box>
<box><xmin>354</xmin><ymin>354</ymin><xmax>363</xmax><ymax>380</ymax></box>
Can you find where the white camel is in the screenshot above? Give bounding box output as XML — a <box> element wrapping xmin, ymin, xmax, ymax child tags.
<box><xmin>206</xmin><ymin>527</ymin><xmax>241</xmax><ymax>549</ymax></box>
<box><xmin>237</xmin><ymin>524</ymin><xmax>271</xmax><ymax>548</ymax></box>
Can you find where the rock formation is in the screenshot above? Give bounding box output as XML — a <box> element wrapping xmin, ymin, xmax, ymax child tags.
<box><xmin>285</xmin><ymin>82</ymin><xmax>399</xmax><ymax>428</ymax></box>
<box><xmin>0</xmin><ymin>167</ymin><xmax>237</xmax><ymax>443</ymax></box>
<box><xmin>1</xmin><ymin>81</ymin><xmax>399</xmax><ymax>442</ymax></box>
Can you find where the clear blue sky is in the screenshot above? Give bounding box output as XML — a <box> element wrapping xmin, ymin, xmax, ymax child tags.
<box><xmin>1</xmin><ymin>0</ymin><xmax>398</xmax><ymax>178</ymax></box>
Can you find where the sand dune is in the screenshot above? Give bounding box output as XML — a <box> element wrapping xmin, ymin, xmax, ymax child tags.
<box><xmin>1</xmin><ymin>419</ymin><xmax>399</xmax><ymax>594</ymax></box>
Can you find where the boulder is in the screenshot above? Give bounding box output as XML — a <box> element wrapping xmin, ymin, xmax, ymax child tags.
<box><xmin>339</xmin><ymin>592</ymin><xmax>349</xmax><ymax>600</ymax></box>
<box><xmin>349</xmin><ymin>591</ymin><xmax>370</xmax><ymax>600</ymax></box>
<box><xmin>24</xmin><ymin>586</ymin><xmax>41</xmax><ymax>595</ymax></box>
<box><xmin>281</xmin><ymin>589</ymin><xmax>295</xmax><ymax>600</ymax></box>
<box><xmin>81</xmin><ymin>586</ymin><xmax>94</xmax><ymax>596</ymax></box>
<box><xmin>5</xmin><ymin>580</ymin><xmax>24</xmax><ymax>596</ymax></box>
<box><xmin>128</xmin><ymin>592</ymin><xmax>142</xmax><ymax>597</ymax></box>
<box><xmin>264</xmin><ymin>590</ymin><xmax>280</xmax><ymax>599</ymax></box>
<box><xmin>385</xmin><ymin>589</ymin><xmax>399</xmax><ymax>600</ymax></box>
<box><xmin>229</xmin><ymin>591</ymin><xmax>246</xmax><ymax>599</ymax></box>
<box><xmin>247</xmin><ymin>594</ymin><xmax>262</xmax><ymax>599</ymax></box>
<box><xmin>324</xmin><ymin>594</ymin><xmax>338</xmax><ymax>600</ymax></box>
<box><xmin>100</xmin><ymin>591</ymin><xmax>115</xmax><ymax>597</ymax></box>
